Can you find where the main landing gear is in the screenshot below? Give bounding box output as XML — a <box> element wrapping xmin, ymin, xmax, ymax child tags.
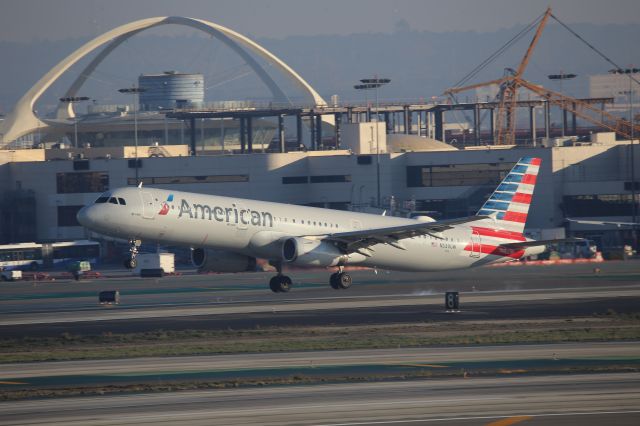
<box><xmin>269</xmin><ymin>262</ymin><xmax>292</xmax><ymax>293</ymax></box>
<box><xmin>123</xmin><ymin>239</ymin><xmax>141</xmax><ymax>269</ymax></box>
<box><xmin>267</xmin><ymin>264</ymin><xmax>352</xmax><ymax>293</ymax></box>
<box><xmin>330</xmin><ymin>267</ymin><xmax>352</xmax><ymax>290</ymax></box>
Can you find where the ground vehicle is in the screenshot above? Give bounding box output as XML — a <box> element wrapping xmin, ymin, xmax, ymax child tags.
<box><xmin>0</xmin><ymin>240</ymin><xmax>100</xmax><ymax>270</ymax></box>
<box><xmin>0</xmin><ymin>268</ymin><xmax>22</xmax><ymax>281</ymax></box>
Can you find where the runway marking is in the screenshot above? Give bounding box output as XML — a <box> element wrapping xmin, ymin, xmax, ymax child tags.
<box><xmin>312</xmin><ymin>410</ymin><xmax>640</xmax><ymax>425</ymax></box>
<box><xmin>0</xmin><ymin>381</ymin><xmax>27</xmax><ymax>385</ymax></box>
<box><xmin>486</xmin><ymin>416</ymin><xmax>532</xmax><ymax>426</ymax></box>
<box><xmin>399</xmin><ymin>363</ymin><xmax>448</xmax><ymax>368</ymax></box>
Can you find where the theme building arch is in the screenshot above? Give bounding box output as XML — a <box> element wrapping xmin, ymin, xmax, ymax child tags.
<box><xmin>0</xmin><ymin>16</ymin><xmax>328</xmax><ymax>145</ymax></box>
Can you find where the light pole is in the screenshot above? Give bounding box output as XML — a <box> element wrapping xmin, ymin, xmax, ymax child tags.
<box><xmin>59</xmin><ymin>96</ymin><xmax>90</xmax><ymax>148</ymax></box>
<box><xmin>547</xmin><ymin>72</ymin><xmax>576</xmax><ymax>137</ymax></box>
<box><xmin>611</xmin><ymin>68</ymin><xmax>639</xmax><ymax>225</ymax></box>
<box><xmin>118</xmin><ymin>87</ymin><xmax>147</xmax><ymax>185</ymax></box>
<box><xmin>354</xmin><ymin>77</ymin><xmax>390</xmax><ymax>207</ymax></box>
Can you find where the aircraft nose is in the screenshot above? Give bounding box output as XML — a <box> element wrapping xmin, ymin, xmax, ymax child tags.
<box><xmin>77</xmin><ymin>205</ymin><xmax>96</xmax><ymax>228</ymax></box>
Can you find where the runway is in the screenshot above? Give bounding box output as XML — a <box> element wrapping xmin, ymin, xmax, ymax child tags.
<box><xmin>1</xmin><ymin>373</ymin><xmax>639</xmax><ymax>425</ymax></box>
<box><xmin>1</xmin><ymin>261</ymin><xmax>640</xmax><ymax>337</ymax></box>
<box><xmin>2</xmin><ymin>263</ymin><xmax>640</xmax><ymax>424</ymax></box>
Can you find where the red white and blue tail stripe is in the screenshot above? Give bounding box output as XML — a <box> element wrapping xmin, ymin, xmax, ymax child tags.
<box><xmin>476</xmin><ymin>157</ymin><xmax>541</xmax><ymax>234</ymax></box>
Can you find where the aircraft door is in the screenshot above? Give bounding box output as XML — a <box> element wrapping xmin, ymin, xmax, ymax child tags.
<box><xmin>470</xmin><ymin>230</ymin><xmax>481</xmax><ymax>258</ymax></box>
<box><xmin>141</xmin><ymin>192</ymin><xmax>156</xmax><ymax>219</ymax></box>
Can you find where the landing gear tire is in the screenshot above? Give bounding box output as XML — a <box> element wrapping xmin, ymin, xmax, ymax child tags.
<box><xmin>330</xmin><ymin>272</ymin><xmax>352</xmax><ymax>290</ymax></box>
<box><xmin>337</xmin><ymin>272</ymin><xmax>352</xmax><ymax>289</ymax></box>
<box><xmin>269</xmin><ymin>275</ymin><xmax>292</xmax><ymax>293</ymax></box>
<box><xmin>124</xmin><ymin>258</ymin><xmax>137</xmax><ymax>269</ymax></box>
<box><xmin>329</xmin><ymin>272</ymin><xmax>353</xmax><ymax>290</ymax></box>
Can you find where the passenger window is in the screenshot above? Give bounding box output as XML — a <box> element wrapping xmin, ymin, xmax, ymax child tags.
<box><xmin>109</xmin><ymin>197</ymin><xmax>118</xmax><ymax>204</ymax></box>
<box><xmin>118</xmin><ymin>198</ymin><xmax>126</xmax><ymax>205</ymax></box>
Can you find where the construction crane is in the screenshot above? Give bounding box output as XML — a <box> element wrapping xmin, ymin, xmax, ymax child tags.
<box><xmin>444</xmin><ymin>7</ymin><xmax>640</xmax><ymax>144</ymax></box>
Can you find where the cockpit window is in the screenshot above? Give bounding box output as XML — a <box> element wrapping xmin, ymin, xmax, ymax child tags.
<box><xmin>118</xmin><ymin>198</ymin><xmax>126</xmax><ymax>205</ymax></box>
<box><xmin>95</xmin><ymin>197</ymin><xmax>109</xmax><ymax>203</ymax></box>
<box><xmin>108</xmin><ymin>197</ymin><xmax>118</xmax><ymax>204</ymax></box>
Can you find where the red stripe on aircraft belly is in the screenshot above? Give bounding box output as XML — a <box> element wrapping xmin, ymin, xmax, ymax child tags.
<box><xmin>503</xmin><ymin>211</ymin><xmax>528</xmax><ymax>223</ymax></box>
<box><xmin>512</xmin><ymin>192</ymin><xmax>532</xmax><ymax>204</ymax></box>
<box><xmin>464</xmin><ymin>243</ymin><xmax>525</xmax><ymax>259</ymax></box>
<box><xmin>471</xmin><ymin>226</ymin><xmax>527</xmax><ymax>241</ymax></box>
<box><xmin>522</xmin><ymin>174</ymin><xmax>537</xmax><ymax>185</ymax></box>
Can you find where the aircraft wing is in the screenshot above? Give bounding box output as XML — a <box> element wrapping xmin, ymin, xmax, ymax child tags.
<box><xmin>307</xmin><ymin>215</ymin><xmax>489</xmax><ymax>254</ymax></box>
<box><xmin>499</xmin><ymin>237</ymin><xmax>586</xmax><ymax>249</ymax></box>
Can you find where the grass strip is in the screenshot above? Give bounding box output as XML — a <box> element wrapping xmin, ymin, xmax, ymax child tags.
<box><xmin>2</xmin><ymin>315</ymin><xmax>640</xmax><ymax>363</ymax></box>
<box><xmin>1</xmin><ymin>363</ymin><xmax>638</xmax><ymax>401</ymax></box>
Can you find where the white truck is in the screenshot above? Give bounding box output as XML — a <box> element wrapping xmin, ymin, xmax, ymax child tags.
<box><xmin>1</xmin><ymin>268</ymin><xmax>22</xmax><ymax>281</ymax></box>
<box><xmin>133</xmin><ymin>253</ymin><xmax>175</xmax><ymax>276</ymax></box>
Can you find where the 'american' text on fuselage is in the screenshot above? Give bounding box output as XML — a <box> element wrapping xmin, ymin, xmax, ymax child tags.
<box><xmin>178</xmin><ymin>199</ymin><xmax>273</xmax><ymax>227</ymax></box>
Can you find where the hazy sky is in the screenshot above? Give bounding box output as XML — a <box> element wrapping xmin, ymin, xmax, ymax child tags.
<box><xmin>1</xmin><ymin>0</ymin><xmax>639</xmax><ymax>42</ymax></box>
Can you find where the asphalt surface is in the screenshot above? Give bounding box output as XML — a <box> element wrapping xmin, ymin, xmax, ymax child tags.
<box><xmin>1</xmin><ymin>260</ymin><xmax>640</xmax><ymax>337</ymax></box>
<box><xmin>1</xmin><ymin>373</ymin><xmax>639</xmax><ymax>425</ymax></box>
<box><xmin>2</xmin><ymin>262</ymin><xmax>640</xmax><ymax>425</ymax></box>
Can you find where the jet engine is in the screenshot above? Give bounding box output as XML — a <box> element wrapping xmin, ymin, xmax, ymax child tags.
<box><xmin>191</xmin><ymin>248</ymin><xmax>257</xmax><ymax>273</ymax></box>
<box><xmin>281</xmin><ymin>237</ymin><xmax>346</xmax><ymax>267</ymax></box>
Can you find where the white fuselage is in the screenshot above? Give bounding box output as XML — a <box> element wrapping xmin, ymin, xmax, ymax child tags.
<box><xmin>78</xmin><ymin>187</ymin><xmax>532</xmax><ymax>272</ymax></box>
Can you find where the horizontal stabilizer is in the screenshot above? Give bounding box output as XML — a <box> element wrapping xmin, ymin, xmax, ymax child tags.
<box><xmin>566</xmin><ymin>218</ymin><xmax>640</xmax><ymax>227</ymax></box>
<box><xmin>499</xmin><ymin>237</ymin><xmax>586</xmax><ymax>249</ymax></box>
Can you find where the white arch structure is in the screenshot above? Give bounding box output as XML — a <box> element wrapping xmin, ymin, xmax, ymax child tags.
<box><xmin>0</xmin><ymin>16</ymin><xmax>329</xmax><ymax>146</ymax></box>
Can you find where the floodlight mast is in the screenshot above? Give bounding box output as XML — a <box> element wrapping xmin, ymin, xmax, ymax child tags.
<box><xmin>354</xmin><ymin>77</ymin><xmax>391</xmax><ymax>207</ymax></box>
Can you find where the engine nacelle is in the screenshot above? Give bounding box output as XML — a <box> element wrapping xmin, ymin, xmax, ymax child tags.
<box><xmin>191</xmin><ymin>248</ymin><xmax>257</xmax><ymax>273</ymax></box>
<box><xmin>281</xmin><ymin>237</ymin><xmax>346</xmax><ymax>267</ymax></box>
<box><xmin>523</xmin><ymin>244</ymin><xmax>546</xmax><ymax>258</ymax></box>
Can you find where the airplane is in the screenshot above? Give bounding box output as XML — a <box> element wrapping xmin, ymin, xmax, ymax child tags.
<box><xmin>77</xmin><ymin>156</ymin><xmax>576</xmax><ymax>292</ymax></box>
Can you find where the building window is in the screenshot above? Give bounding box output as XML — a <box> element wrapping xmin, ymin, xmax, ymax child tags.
<box><xmin>357</xmin><ymin>155</ymin><xmax>373</xmax><ymax>165</ymax></box>
<box><xmin>57</xmin><ymin>205</ymin><xmax>84</xmax><ymax>227</ymax></box>
<box><xmin>310</xmin><ymin>175</ymin><xmax>352</xmax><ymax>183</ymax></box>
<box><xmin>282</xmin><ymin>176</ymin><xmax>309</xmax><ymax>184</ymax></box>
<box><xmin>563</xmin><ymin>194</ymin><xmax>638</xmax><ymax>217</ymax></box>
<box><xmin>406</xmin><ymin>163</ymin><xmax>514</xmax><ymax>187</ymax></box>
<box><xmin>127</xmin><ymin>175</ymin><xmax>249</xmax><ymax>185</ymax></box>
<box><xmin>57</xmin><ymin>172</ymin><xmax>109</xmax><ymax>194</ymax></box>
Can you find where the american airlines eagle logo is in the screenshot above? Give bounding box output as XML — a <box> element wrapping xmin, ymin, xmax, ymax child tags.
<box><xmin>158</xmin><ymin>194</ymin><xmax>174</xmax><ymax>215</ymax></box>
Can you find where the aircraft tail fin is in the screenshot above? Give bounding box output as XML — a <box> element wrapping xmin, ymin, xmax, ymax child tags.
<box><xmin>476</xmin><ymin>157</ymin><xmax>541</xmax><ymax>234</ymax></box>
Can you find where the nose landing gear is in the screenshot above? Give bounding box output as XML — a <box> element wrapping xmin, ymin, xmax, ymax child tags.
<box><xmin>124</xmin><ymin>239</ymin><xmax>141</xmax><ymax>269</ymax></box>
